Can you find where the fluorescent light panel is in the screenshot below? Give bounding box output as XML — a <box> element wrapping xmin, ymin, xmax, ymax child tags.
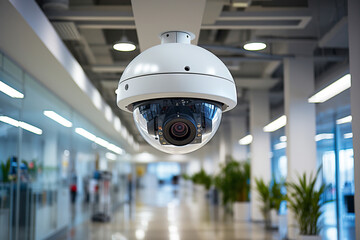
<box><xmin>106</xmin><ymin>152</ymin><xmax>117</xmax><ymax>161</ymax></box>
<box><xmin>280</xmin><ymin>136</ymin><xmax>287</xmax><ymax>142</ymax></box>
<box><xmin>263</xmin><ymin>115</ymin><xmax>287</xmax><ymax>132</ymax></box>
<box><xmin>344</xmin><ymin>133</ymin><xmax>353</xmax><ymax>139</ymax></box>
<box><xmin>43</xmin><ymin>111</ymin><xmax>72</xmax><ymax>127</ymax></box>
<box><xmin>0</xmin><ymin>116</ymin><xmax>42</xmax><ymax>135</ymax></box>
<box><xmin>308</xmin><ymin>74</ymin><xmax>351</xmax><ymax>103</ymax></box>
<box><xmin>274</xmin><ymin>142</ymin><xmax>287</xmax><ymax>150</ymax></box>
<box><xmin>75</xmin><ymin>128</ymin><xmax>96</xmax><ymax>141</ymax></box>
<box><xmin>336</xmin><ymin>115</ymin><xmax>352</xmax><ymax>125</ymax></box>
<box><xmin>315</xmin><ymin>133</ymin><xmax>334</xmax><ymax>142</ymax></box>
<box><xmin>75</xmin><ymin>128</ymin><xmax>124</xmax><ymax>154</ymax></box>
<box><xmin>0</xmin><ymin>81</ymin><xmax>24</xmax><ymax>98</ymax></box>
<box><xmin>239</xmin><ymin>135</ymin><xmax>253</xmax><ymax>145</ymax></box>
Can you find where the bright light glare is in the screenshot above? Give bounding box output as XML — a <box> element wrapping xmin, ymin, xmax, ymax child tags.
<box><xmin>336</xmin><ymin>115</ymin><xmax>352</xmax><ymax>125</ymax></box>
<box><xmin>0</xmin><ymin>81</ymin><xmax>24</xmax><ymax>98</ymax></box>
<box><xmin>106</xmin><ymin>152</ymin><xmax>117</xmax><ymax>161</ymax></box>
<box><xmin>263</xmin><ymin>115</ymin><xmax>287</xmax><ymax>132</ymax></box>
<box><xmin>308</xmin><ymin>74</ymin><xmax>351</xmax><ymax>103</ymax></box>
<box><xmin>135</xmin><ymin>229</ymin><xmax>145</xmax><ymax>240</ymax></box>
<box><xmin>107</xmin><ymin>143</ymin><xmax>124</xmax><ymax>155</ymax></box>
<box><xmin>43</xmin><ymin>111</ymin><xmax>72</xmax><ymax>127</ymax></box>
<box><xmin>244</xmin><ymin>42</ymin><xmax>266</xmax><ymax>51</ymax></box>
<box><xmin>344</xmin><ymin>133</ymin><xmax>353</xmax><ymax>139</ymax></box>
<box><xmin>315</xmin><ymin>133</ymin><xmax>334</xmax><ymax>142</ymax></box>
<box><xmin>169</xmin><ymin>233</ymin><xmax>180</xmax><ymax>240</ymax></box>
<box><xmin>274</xmin><ymin>142</ymin><xmax>287</xmax><ymax>150</ymax></box>
<box><xmin>75</xmin><ymin>128</ymin><xmax>96</xmax><ymax>141</ymax></box>
<box><xmin>168</xmin><ymin>225</ymin><xmax>178</xmax><ymax>233</ymax></box>
<box><xmin>280</xmin><ymin>136</ymin><xmax>287</xmax><ymax>142</ymax></box>
<box><xmin>113</xmin><ymin>42</ymin><xmax>136</xmax><ymax>52</ymax></box>
<box><xmin>238</xmin><ymin>135</ymin><xmax>253</xmax><ymax>145</ymax></box>
<box><xmin>95</xmin><ymin>137</ymin><xmax>109</xmax><ymax>148</ymax></box>
<box><xmin>0</xmin><ymin>116</ymin><xmax>42</xmax><ymax>135</ymax></box>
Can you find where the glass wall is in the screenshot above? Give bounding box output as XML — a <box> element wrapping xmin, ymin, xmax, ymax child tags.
<box><xmin>317</xmin><ymin>106</ymin><xmax>355</xmax><ymax>240</ymax></box>
<box><xmin>0</xmin><ymin>51</ymin><xmax>131</xmax><ymax>240</ymax></box>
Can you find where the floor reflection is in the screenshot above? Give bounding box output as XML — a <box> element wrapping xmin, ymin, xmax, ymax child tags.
<box><xmin>61</xmin><ymin>184</ymin><xmax>279</xmax><ymax>240</ymax></box>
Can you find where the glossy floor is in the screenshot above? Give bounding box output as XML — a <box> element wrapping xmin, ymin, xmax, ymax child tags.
<box><xmin>62</xmin><ymin>185</ymin><xmax>279</xmax><ymax>240</ymax></box>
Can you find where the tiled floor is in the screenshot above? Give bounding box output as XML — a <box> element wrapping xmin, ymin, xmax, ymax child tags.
<box><xmin>63</xmin><ymin>185</ymin><xmax>279</xmax><ymax>240</ymax></box>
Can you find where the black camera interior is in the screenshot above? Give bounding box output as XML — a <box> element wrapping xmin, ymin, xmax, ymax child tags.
<box><xmin>135</xmin><ymin>98</ymin><xmax>221</xmax><ymax>146</ymax></box>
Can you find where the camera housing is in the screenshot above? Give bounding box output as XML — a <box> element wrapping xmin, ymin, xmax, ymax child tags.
<box><xmin>116</xmin><ymin>31</ymin><xmax>237</xmax><ymax>154</ymax></box>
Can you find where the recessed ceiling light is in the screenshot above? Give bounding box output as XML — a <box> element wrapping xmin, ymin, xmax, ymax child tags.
<box><xmin>243</xmin><ymin>42</ymin><xmax>266</xmax><ymax>51</ymax></box>
<box><xmin>113</xmin><ymin>36</ymin><xmax>136</xmax><ymax>52</ymax></box>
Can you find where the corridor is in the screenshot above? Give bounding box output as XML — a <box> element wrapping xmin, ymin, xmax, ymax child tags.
<box><xmin>63</xmin><ymin>185</ymin><xmax>277</xmax><ymax>240</ymax></box>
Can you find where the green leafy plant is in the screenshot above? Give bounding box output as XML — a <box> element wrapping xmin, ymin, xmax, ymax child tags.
<box><xmin>271</xmin><ymin>179</ymin><xmax>286</xmax><ymax>212</ymax></box>
<box><xmin>286</xmin><ymin>169</ymin><xmax>329</xmax><ymax>236</ymax></box>
<box><xmin>255</xmin><ymin>178</ymin><xmax>286</xmax><ymax>228</ymax></box>
<box><xmin>215</xmin><ymin>158</ymin><xmax>251</xmax><ymax>207</ymax></box>
<box><xmin>1</xmin><ymin>158</ymin><xmax>11</xmax><ymax>183</ymax></box>
<box><xmin>182</xmin><ymin>173</ymin><xmax>191</xmax><ymax>181</ymax></box>
<box><xmin>191</xmin><ymin>169</ymin><xmax>212</xmax><ymax>190</ymax></box>
<box><xmin>255</xmin><ymin>178</ymin><xmax>271</xmax><ymax>227</ymax></box>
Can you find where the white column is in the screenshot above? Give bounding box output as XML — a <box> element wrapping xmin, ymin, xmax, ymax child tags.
<box><xmin>249</xmin><ymin>90</ymin><xmax>271</xmax><ymax>221</ymax></box>
<box><xmin>348</xmin><ymin>0</ymin><xmax>360</xmax><ymax>238</ymax></box>
<box><xmin>284</xmin><ymin>57</ymin><xmax>317</xmax><ymax>239</ymax></box>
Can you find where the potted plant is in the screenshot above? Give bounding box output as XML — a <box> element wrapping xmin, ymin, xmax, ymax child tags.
<box><xmin>0</xmin><ymin>158</ymin><xmax>11</xmax><ymax>183</ymax></box>
<box><xmin>255</xmin><ymin>178</ymin><xmax>271</xmax><ymax>228</ymax></box>
<box><xmin>286</xmin><ymin>169</ymin><xmax>329</xmax><ymax>240</ymax></box>
<box><xmin>191</xmin><ymin>169</ymin><xmax>212</xmax><ymax>195</ymax></box>
<box><xmin>215</xmin><ymin>159</ymin><xmax>251</xmax><ymax>220</ymax></box>
<box><xmin>270</xmin><ymin>179</ymin><xmax>286</xmax><ymax>229</ymax></box>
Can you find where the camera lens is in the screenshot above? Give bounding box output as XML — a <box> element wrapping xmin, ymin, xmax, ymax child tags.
<box><xmin>171</xmin><ymin>122</ymin><xmax>188</xmax><ymax>137</ymax></box>
<box><xmin>163</xmin><ymin>117</ymin><xmax>196</xmax><ymax>146</ymax></box>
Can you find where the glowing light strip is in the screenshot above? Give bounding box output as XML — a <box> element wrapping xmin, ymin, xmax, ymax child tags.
<box><xmin>308</xmin><ymin>74</ymin><xmax>351</xmax><ymax>103</ymax></box>
<box><xmin>43</xmin><ymin>111</ymin><xmax>72</xmax><ymax>127</ymax></box>
<box><xmin>0</xmin><ymin>81</ymin><xmax>24</xmax><ymax>98</ymax></box>
<box><xmin>336</xmin><ymin>115</ymin><xmax>352</xmax><ymax>125</ymax></box>
<box><xmin>263</xmin><ymin>115</ymin><xmax>287</xmax><ymax>132</ymax></box>
<box><xmin>0</xmin><ymin>116</ymin><xmax>42</xmax><ymax>135</ymax></box>
<box><xmin>238</xmin><ymin>135</ymin><xmax>253</xmax><ymax>145</ymax></box>
<box><xmin>315</xmin><ymin>133</ymin><xmax>334</xmax><ymax>142</ymax></box>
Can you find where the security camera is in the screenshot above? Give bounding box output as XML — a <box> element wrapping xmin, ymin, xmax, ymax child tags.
<box><xmin>116</xmin><ymin>31</ymin><xmax>237</xmax><ymax>154</ymax></box>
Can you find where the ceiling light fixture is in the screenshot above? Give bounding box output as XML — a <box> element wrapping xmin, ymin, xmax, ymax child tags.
<box><xmin>315</xmin><ymin>133</ymin><xmax>334</xmax><ymax>142</ymax></box>
<box><xmin>0</xmin><ymin>80</ymin><xmax>24</xmax><ymax>98</ymax></box>
<box><xmin>274</xmin><ymin>142</ymin><xmax>287</xmax><ymax>150</ymax></box>
<box><xmin>344</xmin><ymin>133</ymin><xmax>353</xmax><ymax>139</ymax></box>
<box><xmin>75</xmin><ymin>128</ymin><xmax>96</xmax><ymax>141</ymax></box>
<box><xmin>263</xmin><ymin>115</ymin><xmax>287</xmax><ymax>132</ymax></box>
<box><xmin>43</xmin><ymin>110</ymin><xmax>72</xmax><ymax>127</ymax></box>
<box><xmin>238</xmin><ymin>135</ymin><xmax>253</xmax><ymax>145</ymax></box>
<box><xmin>0</xmin><ymin>115</ymin><xmax>42</xmax><ymax>135</ymax></box>
<box><xmin>113</xmin><ymin>36</ymin><xmax>136</xmax><ymax>52</ymax></box>
<box><xmin>280</xmin><ymin>136</ymin><xmax>287</xmax><ymax>142</ymax></box>
<box><xmin>308</xmin><ymin>74</ymin><xmax>351</xmax><ymax>103</ymax></box>
<box><xmin>336</xmin><ymin>115</ymin><xmax>352</xmax><ymax>125</ymax></box>
<box><xmin>106</xmin><ymin>152</ymin><xmax>117</xmax><ymax>161</ymax></box>
<box><xmin>243</xmin><ymin>42</ymin><xmax>267</xmax><ymax>51</ymax></box>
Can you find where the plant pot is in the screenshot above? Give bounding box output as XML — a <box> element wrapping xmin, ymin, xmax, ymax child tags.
<box><xmin>297</xmin><ymin>235</ymin><xmax>322</xmax><ymax>240</ymax></box>
<box><xmin>233</xmin><ymin>201</ymin><xmax>250</xmax><ymax>221</ymax></box>
<box><xmin>270</xmin><ymin>209</ymin><xmax>279</xmax><ymax>228</ymax></box>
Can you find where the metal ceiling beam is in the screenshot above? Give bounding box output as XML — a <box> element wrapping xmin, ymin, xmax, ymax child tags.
<box><xmin>46</xmin><ymin>8</ymin><xmax>312</xmax><ymax>30</ymax></box>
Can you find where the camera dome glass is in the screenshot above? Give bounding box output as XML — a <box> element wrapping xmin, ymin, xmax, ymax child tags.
<box><xmin>133</xmin><ymin>99</ymin><xmax>222</xmax><ymax>154</ymax></box>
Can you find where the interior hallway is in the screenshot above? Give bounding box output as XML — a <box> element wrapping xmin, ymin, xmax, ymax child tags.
<box><xmin>62</xmin><ymin>185</ymin><xmax>278</xmax><ymax>240</ymax></box>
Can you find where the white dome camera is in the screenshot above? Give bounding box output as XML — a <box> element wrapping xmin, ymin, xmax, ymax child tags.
<box><xmin>117</xmin><ymin>31</ymin><xmax>237</xmax><ymax>154</ymax></box>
